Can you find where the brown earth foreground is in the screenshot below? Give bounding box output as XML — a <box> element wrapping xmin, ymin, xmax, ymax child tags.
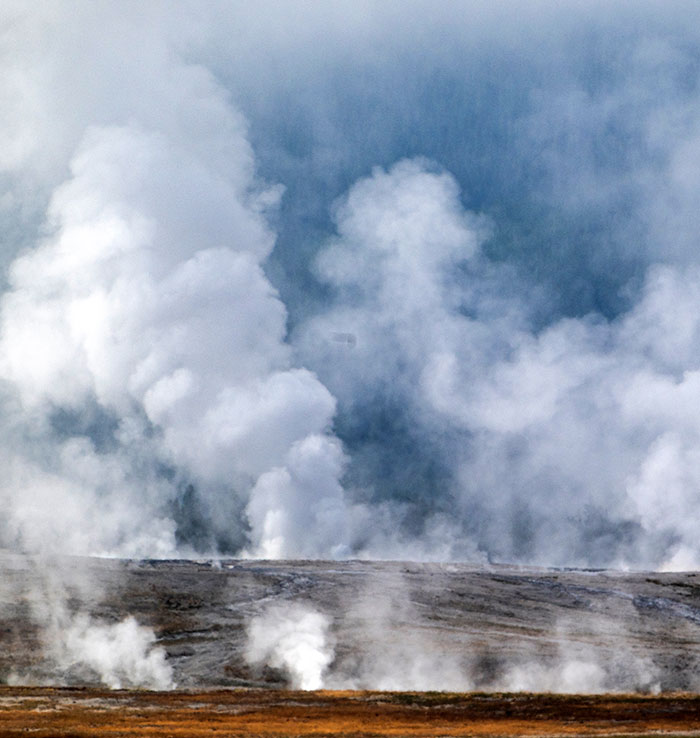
<box><xmin>2</xmin><ymin>688</ymin><xmax>700</xmax><ymax>737</ymax></box>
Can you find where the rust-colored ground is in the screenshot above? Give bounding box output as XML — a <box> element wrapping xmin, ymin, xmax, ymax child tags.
<box><xmin>2</xmin><ymin>688</ymin><xmax>700</xmax><ymax>737</ymax></box>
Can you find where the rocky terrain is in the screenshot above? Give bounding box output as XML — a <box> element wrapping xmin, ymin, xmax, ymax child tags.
<box><xmin>1</xmin><ymin>554</ymin><xmax>700</xmax><ymax>692</ymax></box>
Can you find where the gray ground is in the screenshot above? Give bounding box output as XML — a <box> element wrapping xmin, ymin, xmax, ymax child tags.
<box><xmin>1</xmin><ymin>554</ymin><xmax>699</xmax><ymax>692</ymax></box>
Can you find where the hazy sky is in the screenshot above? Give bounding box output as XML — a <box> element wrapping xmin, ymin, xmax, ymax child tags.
<box><xmin>3</xmin><ymin>1</ymin><xmax>700</xmax><ymax>568</ymax></box>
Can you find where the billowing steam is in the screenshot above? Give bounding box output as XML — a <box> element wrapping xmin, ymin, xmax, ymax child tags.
<box><xmin>245</xmin><ymin>603</ymin><xmax>333</xmax><ymax>690</ymax></box>
<box><xmin>0</xmin><ymin>119</ymin><xmax>347</xmax><ymax>558</ymax></box>
<box><xmin>48</xmin><ymin>615</ymin><xmax>173</xmax><ymax>691</ymax></box>
<box><xmin>8</xmin><ymin>561</ymin><xmax>173</xmax><ymax>690</ymax></box>
<box><xmin>300</xmin><ymin>160</ymin><xmax>700</xmax><ymax>568</ymax></box>
<box><xmin>0</xmin><ymin>3</ymin><xmax>351</xmax><ymax>560</ymax></box>
<box><xmin>4</xmin><ymin>1</ymin><xmax>700</xmax><ymax>570</ymax></box>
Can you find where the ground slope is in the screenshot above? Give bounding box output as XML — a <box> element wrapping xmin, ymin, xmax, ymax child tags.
<box><xmin>1</xmin><ymin>556</ymin><xmax>700</xmax><ymax>691</ymax></box>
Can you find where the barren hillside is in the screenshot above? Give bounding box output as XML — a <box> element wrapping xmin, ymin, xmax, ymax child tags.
<box><xmin>1</xmin><ymin>555</ymin><xmax>699</xmax><ymax>692</ymax></box>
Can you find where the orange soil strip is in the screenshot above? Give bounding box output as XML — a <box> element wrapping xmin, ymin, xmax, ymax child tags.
<box><xmin>2</xmin><ymin>688</ymin><xmax>700</xmax><ymax>737</ymax></box>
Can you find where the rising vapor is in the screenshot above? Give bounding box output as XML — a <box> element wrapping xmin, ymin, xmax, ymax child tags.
<box><xmin>2</xmin><ymin>1</ymin><xmax>700</xmax><ymax>570</ymax></box>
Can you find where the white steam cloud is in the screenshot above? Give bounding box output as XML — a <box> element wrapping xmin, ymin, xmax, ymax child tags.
<box><xmin>0</xmin><ymin>120</ymin><xmax>346</xmax><ymax>557</ymax></box>
<box><xmin>3</xmin><ymin>1</ymin><xmax>700</xmax><ymax>571</ymax></box>
<box><xmin>47</xmin><ymin>615</ymin><xmax>173</xmax><ymax>691</ymax></box>
<box><xmin>8</xmin><ymin>560</ymin><xmax>173</xmax><ymax>690</ymax></box>
<box><xmin>245</xmin><ymin>603</ymin><xmax>333</xmax><ymax>690</ymax></box>
<box><xmin>0</xmin><ymin>3</ymin><xmax>352</xmax><ymax>560</ymax></box>
<box><xmin>301</xmin><ymin>158</ymin><xmax>700</xmax><ymax>568</ymax></box>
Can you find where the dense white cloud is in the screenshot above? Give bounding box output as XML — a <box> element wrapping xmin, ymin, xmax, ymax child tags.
<box><xmin>3</xmin><ymin>2</ymin><xmax>700</xmax><ymax>568</ymax></box>
<box><xmin>0</xmin><ymin>2</ymin><xmax>351</xmax><ymax>559</ymax></box>
<box><xmin>301</xmin><ymin>156</ymin><xmax>700</xmax><ymax>568</ymax></box>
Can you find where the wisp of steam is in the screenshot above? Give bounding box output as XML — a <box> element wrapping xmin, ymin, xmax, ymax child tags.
<box><xmin>244</xmin><ymin>592</ymin><xmax>663</xmax><ymax>693</ymax></box>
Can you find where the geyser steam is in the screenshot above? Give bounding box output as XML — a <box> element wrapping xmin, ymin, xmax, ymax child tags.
<box><xmin>7</xmin><ymin>561</ymin><xmax>173</xmax><ymax>690</ymax></box>
<box><xmin>243</xmin><ymin>586</ymin><xmax>663</xmax><ymax>693</ymax></box>
<box><xmin>0</xmin><ymin>5</ymin><xmax>351</xmax><ymax>560</ymax></box>
<box><xmin>245</xmin><ymin>603</ymin><xmax>333</xmax><ymax>690</ymax></box>
<box><xmin>4</xmin><ymin>2</ymin><xmax>700</xmax><ymax>569</ymax></box>
<box><xmin>47</xmin><ymin>614</ymin><xmax>173</xmax><ymax>691</ymax></box>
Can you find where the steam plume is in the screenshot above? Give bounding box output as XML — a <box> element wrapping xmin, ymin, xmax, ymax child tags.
<box><xmin>0</xmin><ymin>4</ymin><xmax>350</xmax><ymax>559</ymax></box>
<box><xmin>245</xmin><ymin>603</ymin><xmax>333</xmax><ymax>690</ymax></box>
<box><xmin>7</xmin><ymin>560</ymin><xmax>173</xmax><ymax>690</ymax></box>
<box><xmin>3</xmin><ymin>2</ymin><xmax>700</xmax><ymax>568</ymax></box>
